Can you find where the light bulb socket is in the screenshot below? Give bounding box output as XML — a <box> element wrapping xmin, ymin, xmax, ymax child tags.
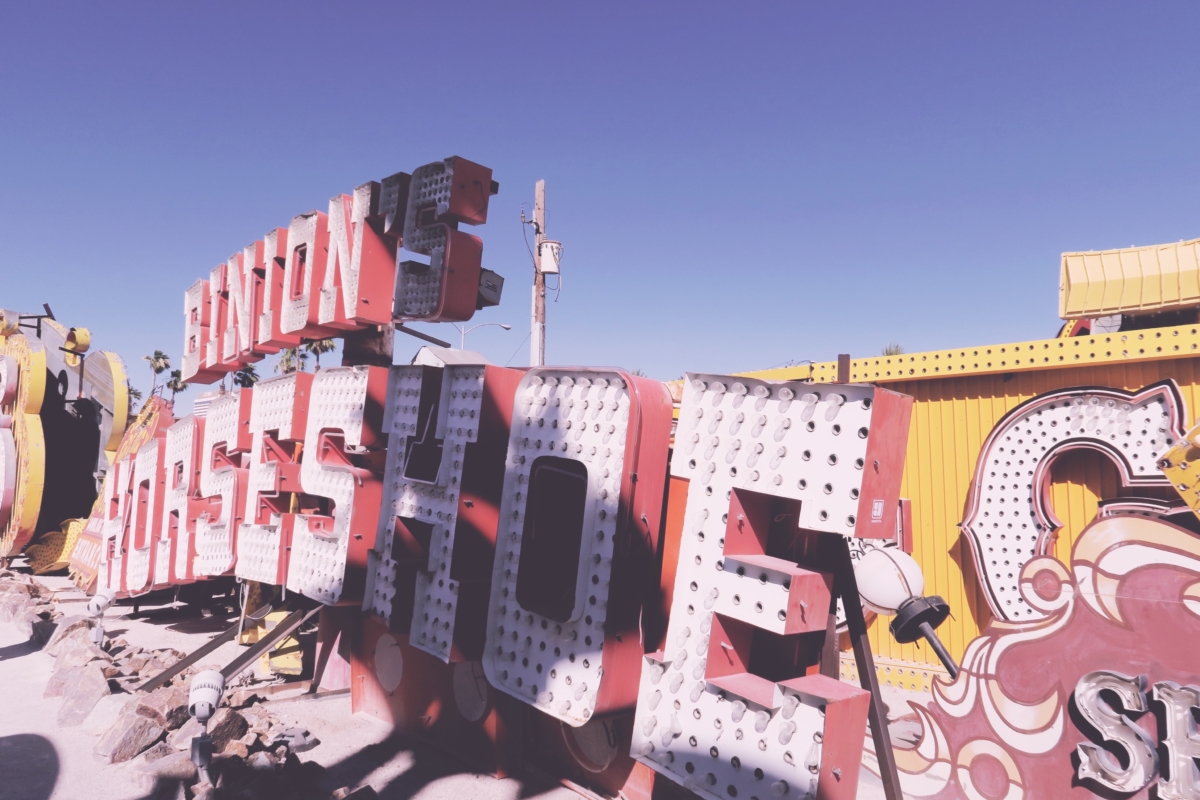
<box><xmin>889</xmin><ymin>595</ymin><xmax>950</xmax><ymax>644</ymax></box>
<box><xmin>890</xmin><ymin>595</ymin><xmax>959</xmax><ymax>679</ymax></box>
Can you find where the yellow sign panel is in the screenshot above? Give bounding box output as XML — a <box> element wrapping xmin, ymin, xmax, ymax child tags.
<box><xmin>1060</xmin><ymin>237</ymin><xmax>1200</xmax><ymax>319</ymax></box>
<box><xmin>0</xmin><ymin>313</ymin><xmax>129</xmax><ymax>560</ymax></box>
<box><xmin>1</xmin><ymin>331</ymin><xmax>48</xmax><ymax>555</ymax></box>
<box><xmin>1157</xmin><ymin>421</ymin><xmax>1200</xmax><ymax>513</ymax></box>
<box><xmin>748</xmin><ymin>322</ymin><xmax>1200</xmax><ymax>385</ymax></box>
<box><xmin>26</xmin><ymin>517</ymin><xmax>84</xmax><ymax>575</ymax></box>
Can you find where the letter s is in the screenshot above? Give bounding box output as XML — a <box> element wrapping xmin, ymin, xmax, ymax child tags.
<box><xmin>1074</xmin><ymin>670</ymin><xmax>1158</xmax><ymax>793</ymax></box>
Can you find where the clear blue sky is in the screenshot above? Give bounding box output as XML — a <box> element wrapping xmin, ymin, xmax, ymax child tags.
<box><xmin>3</xmin><ymin>3</ymin><xmax>1199</xmax><ymax>403</ymax></box>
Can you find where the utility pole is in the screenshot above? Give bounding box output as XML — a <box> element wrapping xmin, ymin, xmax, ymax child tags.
<box><xmin>530</xmin><ymin>180</ymin><xmax>546</xmax><ymax>366</ymax></box>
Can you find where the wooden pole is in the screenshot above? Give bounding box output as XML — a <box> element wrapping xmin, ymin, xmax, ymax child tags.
<box><xmin>531</xmin><ymin>180</ymin><xmax>546</xmax><ymax>367</ymax></box>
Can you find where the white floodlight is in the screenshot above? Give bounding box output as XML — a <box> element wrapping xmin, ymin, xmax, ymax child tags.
<box><xmin>188</xmin><ymin>669</ymin><xmax>226</xmax><ymax>783</ymax></box>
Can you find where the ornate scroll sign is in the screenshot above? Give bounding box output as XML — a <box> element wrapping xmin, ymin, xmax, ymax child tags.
<box><xmin>876</xmin><ymin>380</ymin><xmax>1200</xmax><ymax>800</ymax></box>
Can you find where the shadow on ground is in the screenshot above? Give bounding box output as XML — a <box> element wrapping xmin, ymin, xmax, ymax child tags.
<box><xmin>127</xmin><ymin>733</ymin><xmax>574</xmax><ymax>800</ymax></box>
<box><xmin>123</xmin><ymin>605</ymin><xmax>240</xmax><ymax>636</ymax></box>
<box><xmin>133</xmin><ymin>778</ymin><xmax>188</xmax><ymax>800</ymax></box>
<box><xmin>317</xmin><ymin>734</ymin><xmax>568</xmax><ymax>800</ymax></box>
<box><xmin>0</xmin><ymin>734</ymin><xmax>59</xmax><ymax>800</ymax></box>
<box><xmin>0</xmin><ymin>638</ymin><xmax>39</xmax><ymax>661</ymax></box>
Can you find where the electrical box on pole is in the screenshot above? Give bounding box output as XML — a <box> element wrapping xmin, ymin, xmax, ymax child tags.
<box><xmin>537</xmin><ymin>241</ymin><xmax>561</xmax><ymax>274</ymax></box>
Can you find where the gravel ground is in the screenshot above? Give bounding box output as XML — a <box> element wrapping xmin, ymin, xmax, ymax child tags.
<box><xmin>0</xmin><ymin>570</ymin><xmax>920</xmax><ymax>799</ymax></box>
<box><xmin>0</xmin><ymin>573</ymin><xmax>577</xmax><ymax>800</ymax></box>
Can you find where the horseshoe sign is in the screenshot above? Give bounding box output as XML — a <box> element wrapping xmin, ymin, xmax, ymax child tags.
<box><xmin>960</xmin><ymin>381</ymin><xmax>1187</xmax><ymax>622</ymax></box>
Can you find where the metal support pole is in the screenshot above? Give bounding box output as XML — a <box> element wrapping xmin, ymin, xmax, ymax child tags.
<box><xmin>219</xmin><ymin>606</ymin><xmax>320</xmax><ymax>681</ymax></box>
<box><xmin>192</xmin><ymin>727</ymin><xmax>213</xmax><ymax>785</ymax></box>
<box><xmin>919</xmin><ymin>621</ymin><xmax>960</xmax><ymax>680</ymax></box>
<box><xmin>134</xmin><ymin>604</ymin><xmax>274</xmax><ymax>693</ymax></box>
<box><xmin>837</xmin><ymin>353</ymin><xmax>851</xmax><ymax>384</ymax></box>
<box><xmin>831</xmin><ymin>535</ymin><xmax>904</xmax><ymax>800</ymax></box>
<box><xmin>394</xmin><ymin>324</ymin><xmax>451</xmax><ymax>349</ymax></box>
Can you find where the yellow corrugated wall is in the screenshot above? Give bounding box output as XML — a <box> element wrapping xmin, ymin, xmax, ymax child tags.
<box><xmin>869</xmin><ymin>357</ymin><xmax>1200</xmax><ymax>667</ymax></box>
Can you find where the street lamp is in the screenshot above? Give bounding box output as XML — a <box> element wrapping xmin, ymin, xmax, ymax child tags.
<box><xmin>454</xmin><ymin>322</ymin><xmax>512</xmax><ymax>350</ymax></box>
<box><xmin>855</xmin><ymin>547</ymin><xmax>959</xmax><ymax>679</ymax></box>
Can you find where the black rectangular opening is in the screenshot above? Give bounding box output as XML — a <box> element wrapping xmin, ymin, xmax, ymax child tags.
<box><xmin>416</xmin><ymin>207</ymin><xmax>438</xmax><ymax>228</ymax></box>
<box><xmin>747</xmin><ymin>626</ymin><xmax>823</xmax><ymax>683</ymax></box>
<box><xmin>403</xmin><ymin>436</ymin><xmax>444</xmax><ymax>483</ymax></box>
<box><xmin>400</xmin><ymin>259</ymin><xmax>432</xmax><ymax>277</ymax></box>
<box><xmin>296</xmin><ymin>493</ymin><xmax>332</xmax><ymax>517</ymax></box>
<box><xmin>707</xmin><ymin>613</ymin><xmax>823</xmax><ymax>701</ymax></box>
<box><xmin>401</xmin><ymin>367</ymin><xmax>444</xmax><ymax>484</ymax></box>
<box><xmin>392</xmin><ymin>515</ymin><xmax>434</xmax><ymax>562</ymax></box>
<box><xmin>515</xmin><ymin>456</ymin><xmax>588</xmax><ymax>622</ymax></box>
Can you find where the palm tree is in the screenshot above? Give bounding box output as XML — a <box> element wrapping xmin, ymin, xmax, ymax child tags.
<box><xmin>882</xmin><ymin>343</ymin><xmax>905</xmax><ymax>356</ymax></box>
<box><xmin>233</xmin><ymin>364</ymin><xmax>259</xmax><ymax>388</ymax></box>
<box><xmin>275</xmin><ymin>348</ymin><xmax>308</xmax><ymax>375</ymax></box>
<box><xmin>165</xmin><ymin>369</ymin><xmax>188</xmax><ymax>402</ymax></box>
<box><xmin>127</xmin><ymin>385</ymin><xmax>143</xmax><ymax>417</ymax></box>
<box><xmin>143</xmin><ymin>350</ymin><xmax>170</xmax><ymax>394</ymax></box>
<box><xmin>303</xmin><ymin>338</ymin><xmax>336</xmax><ymax>370</ymax></box>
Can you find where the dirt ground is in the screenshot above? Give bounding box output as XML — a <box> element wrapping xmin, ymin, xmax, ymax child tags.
<box><xmin>0</xmin><ymin>568</ymin><xmax>919</xmax><ymax>800</ymax></box>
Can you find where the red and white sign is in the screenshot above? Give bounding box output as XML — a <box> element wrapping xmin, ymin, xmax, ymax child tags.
<box><xmin>180</xmin><ymin>157</ymin><xmax>497</xmax><ymax>384</ymax></box>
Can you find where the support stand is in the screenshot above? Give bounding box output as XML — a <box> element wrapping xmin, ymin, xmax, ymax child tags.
<box><xmin>191</xmin><ymin>726</ymin><xmax>213</xmax><ymax>785</ymax></box>
<box><xmin>308</xmin><ymin>606</ymin><xmax>356</xmax><ymax>693</ymax></box>
<box><xmin>392</xmin><ymin>323</ymin><xmax>450</xmax><ymax>349</ymax></box>
<box><xmin>804</xmin><ymin>532</ymin><xmax>904</xmax><ymax>800</ymax></box>
<box><xmin>218</xmin><ymin>605</ymin><xmax>321</xmax><ymax>682</ymax></box>
<box><xmin>134</xmin><ymin>604</ymin><xmax>274</xmax><ymax>693</ymax></box>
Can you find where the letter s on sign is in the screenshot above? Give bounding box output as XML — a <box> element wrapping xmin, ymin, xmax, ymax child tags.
<box><xmin>1074</xmin><ymin>670</ymin><xmax>1158</xmax><ymax>794</ymax></box>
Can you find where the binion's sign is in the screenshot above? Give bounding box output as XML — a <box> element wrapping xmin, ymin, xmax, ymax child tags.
<box><xmin>180</xmin><ymin>156</ymin><xmax>501</xmax><ymax>384</ymax></box>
